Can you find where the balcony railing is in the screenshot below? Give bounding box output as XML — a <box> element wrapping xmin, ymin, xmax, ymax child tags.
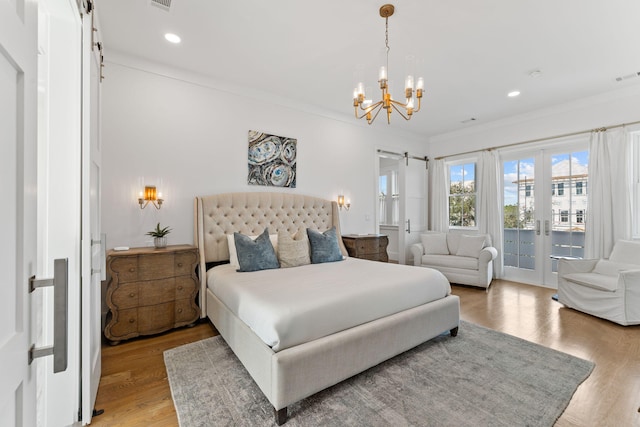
<box><xmin>503</xmin><ymin>228</ymin><xmax>585</xmax><ymax>271</ymax></box>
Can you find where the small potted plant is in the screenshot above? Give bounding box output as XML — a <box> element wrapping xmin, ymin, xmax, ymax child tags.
<box><xmin>147</xmin><ymin>223</ymin><xmax>172</xmax><ymax>248</ymax></box>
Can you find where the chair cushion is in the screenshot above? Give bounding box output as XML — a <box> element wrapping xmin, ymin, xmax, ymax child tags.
<box><xmin>562</xmin><ymin>272</ymin><xmax>618</xmax><ymax>292</ymax></box>
<box><xmin>421</xmin><ymin>233</ymin><xmax>449</xmax><ymax>255</ymax></box>
<box><xmin>593</xmin><ymin>260</ymin><xmax>640</xmax><ymax>277</ymax></box>
<box><xmin>456</xmin><ymin>235</ymin><xmax>486</xmax><ymax>258</ymax></box>
<box><xmin>421</xmin><ymin>254</ymin><xmax>479</xmax><ymax>270</ymax></box>
<box><xmin>609</xmin><ymin>240</ymin><xmax>640</xmax><ymax>265</ymax></box>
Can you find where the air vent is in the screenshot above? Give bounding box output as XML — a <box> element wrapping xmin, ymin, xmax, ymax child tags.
<box><xmin>615</xmin><ymin>72</ymin><xmax>640</xmax><ymax>82</ymax></box>
<box><xmin>150</xmin><ymin>0</ymin><xmax>171</xmax><ymax>11</ymax></box>
<box><xmin>461</xmin><ymin>118</ymin><xmax>477</xmax><ymax>124</ymax></box>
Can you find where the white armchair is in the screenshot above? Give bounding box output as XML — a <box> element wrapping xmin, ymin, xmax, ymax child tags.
<box><xmin>557</xmin><ymin>240</ymin><xmax>640</xmax><ymax>326</ymax></box>
<box><xmin>411</xmin><ymin>231</ymin><xmax>498</xmax><ymax>288</ymax></box>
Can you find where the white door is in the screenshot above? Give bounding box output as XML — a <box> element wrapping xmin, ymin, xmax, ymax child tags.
<box><xmin>398</xmin><ymin>155</ymin><xmax>428</xmax><ymax>264</ymax></box>
<box><xmin>81</xmin><ymin>8</ymin><xmax>103</xmax><ymax>422</ymax></box>
<box><xmin>502</xmin><ymin>144</ymin><xmax>589</xmax><ymax>287</ymax></box>
<box><xmin>0</xmin><ymin>1</ymin><xmax>39</xmax><ymax>425</ymax></box>
<box><xmin>38</xmin><ymin>0</ymin><xmax>83</xmax><ymax>424</ymax></box>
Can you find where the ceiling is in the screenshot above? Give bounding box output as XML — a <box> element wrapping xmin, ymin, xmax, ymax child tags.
<box><xmin>97</xmin><ymin>0</ymin><xmax>640</xmax><ymax>138</ymax></box>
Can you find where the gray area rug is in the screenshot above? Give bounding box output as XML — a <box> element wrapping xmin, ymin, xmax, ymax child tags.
<box><xmin>164</xmin><ymin>321</ymin><xmax>594</xmax><ymax>426</ymax></box>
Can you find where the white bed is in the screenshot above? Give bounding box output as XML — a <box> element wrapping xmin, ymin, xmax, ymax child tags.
<box><xmin>194</xmin><ymin>192</ymin><xmax>460</xmax><ymax>424</ymax></box>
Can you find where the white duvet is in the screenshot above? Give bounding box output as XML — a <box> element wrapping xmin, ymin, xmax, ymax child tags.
<box><xmin>207</xmin><ymin>257</ymin><xmax>451</xmax><ymax>352</ymax></box>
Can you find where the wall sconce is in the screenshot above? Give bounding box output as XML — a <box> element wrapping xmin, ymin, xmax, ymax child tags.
<box><xmin>138</xmin><ymin>186</ymin><xmax>164</xmax><ymax>209</ymax></box>
<box><xmin>337</xmin><ymin>195</ymin><xmax>351</xmax><ymax>211</ymax></box>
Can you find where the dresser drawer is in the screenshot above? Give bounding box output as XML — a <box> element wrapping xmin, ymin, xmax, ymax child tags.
<box><xmin>175</xmin><ymin>251</ymin><xmax>197</xmax><ymax>276</ymax></box>
<box><xmin>355</xmin><ymin>239</ymin><xmax>383</xmax><ymax>254</ymax></box>
<box><xmin>109</xmin><ymin>308</ymin><xmax>138</xmax><ymax>337</ymax></box>
<box><xmin>175</xmin><ymin>276</ymin><xmax>197</xmax><ymax>299</ymax></box>
<box><xmin>138</xmin><ymin>277</ymin><xmax>176</xmax><ymax>306</ymax></box>
<box><xmin>138</xmin><ymin>302</ymin><xmax>175</xmax><ymax>333</ymax></box>
<box><xmin>175</xmin><ymin>299</ymin><xmax>198</xmax><ymax>324</ymax></box>
<box><xmin>138</xmin><ymin>253</ymin><xmax>175</xmax><ymax>280</ymax></box>
<box><xmin>110</xmin><ymin>257</ymin><xmax>139</xmax><ymax>282</ymax></box>
<box><xmin>110</xmin><ymin>282</ymin><xmax>139</xmax><ymax>309</ymax></box>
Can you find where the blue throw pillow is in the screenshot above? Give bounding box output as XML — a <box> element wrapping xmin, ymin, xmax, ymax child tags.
<box><xmin>307</xmin><ymin>227</ymin><xmax>343</xmax><ymax>264</ymax></box>
<box><xmin>234</xmin><ymin>228</ymin><xmax>280</xmax><ymax>272</ymax></box>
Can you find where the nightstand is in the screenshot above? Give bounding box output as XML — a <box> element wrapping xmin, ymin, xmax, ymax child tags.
<box><xmin>104</xmin><ymin>245</ymin><xmax>200</xmax><ymax>344</ymax></box>
<box><xmin>342</xmin><ymin>234</ymin><xmax>389</xmax><ymax>262</ymax></box>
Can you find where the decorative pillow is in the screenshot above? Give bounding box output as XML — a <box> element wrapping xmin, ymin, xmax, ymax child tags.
<box><xmin>421</xmin><ymin>233</ymin><xmax>449</xmax><ymax>255</ymax></box>
<box><xmin>455</xmin><ymin>234</ymin><xmax>486</xmax><ymax>258</ymax></box>
<box><xmin>233</xmin><ymin>228</ymin><xmax>280</xmax><ymax>272</ymax></box>
<box><xmin>307</xmin><ymin>227</ymin><xmax>343</xmax><ymax>264</ymax></box>
<box><xmin>228</xmin><ymin>233</ymin><xmax>278</xmax><ymax>268</ymax></box>
<box><xmin>277</xmin><ymin>230</ymin><xmax>311</xmax><ymax>268</ymax></box>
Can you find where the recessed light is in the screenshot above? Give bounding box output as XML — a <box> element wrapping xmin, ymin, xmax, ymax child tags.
<box><xmin>164</xmin><ymin>33</ymin><xmax>181</xmax><ymax>44</ymax></box>
<box><xmin>508</xmin><ymin>91</ymin><xmax>520</xmax><ymax>98</ymax></box>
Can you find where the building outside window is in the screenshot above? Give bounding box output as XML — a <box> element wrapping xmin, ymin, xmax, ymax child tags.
<box><xmin>577</xmin><ymin>209</ymin><xmax>584</xmax><ymax>223</ymax></box>
<box><xmin>448</xmin><ymin>162</ymin><xmax>476</xmax><ymax>227</ymax></box>
<box><xmin>561</xmin><ymin>210</ymin><xmax>569</xmax><ymax>222</ymax></box>
<box><xmin>576</xmin><ymin>181</ymin><xmax>583</xmax><ymax>195</ymax></box>
<box><xmin>558</xmin><ymin>182</ymin><xmax>564</xmax><ymax>196</ymax></box>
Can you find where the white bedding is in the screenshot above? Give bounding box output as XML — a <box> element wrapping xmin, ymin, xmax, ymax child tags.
<box><xmin>207</xmin><ymin>258</ymin><xmax>451</xmax><ymax>351</ymax></box>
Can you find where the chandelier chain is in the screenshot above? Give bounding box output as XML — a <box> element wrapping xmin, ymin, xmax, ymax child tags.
<box><xmin>385</xmin><ymin>17</ymin><xmax>390</xmax><ymax>71</ymax></box>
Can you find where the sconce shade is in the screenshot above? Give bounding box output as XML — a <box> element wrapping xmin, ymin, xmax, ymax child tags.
<box><xmin>139</xmin><ymin>185</ymin><xmax>164</xmax><ymax>209</ymax></box>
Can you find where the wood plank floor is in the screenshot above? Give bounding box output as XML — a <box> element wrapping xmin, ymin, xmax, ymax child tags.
<box><xmin>91</xmin><ymin>280</ymin><xmax>640</xmax><ymax>426</ymax></box>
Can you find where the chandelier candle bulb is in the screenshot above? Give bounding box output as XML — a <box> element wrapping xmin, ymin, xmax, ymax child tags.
<box><xmin>405</xmin><ymin>75</ymin><xmax>414</xmax><ymax>90</ymax></box>
<box><xmin>379</xmin><ymin>66</ymin><xmax>387</xmax><ymax>82</ymax></box>
<box><xmin>416</xmin><ymin>77</ymin><xmax>424</xmax><ymax>91</ymax></box>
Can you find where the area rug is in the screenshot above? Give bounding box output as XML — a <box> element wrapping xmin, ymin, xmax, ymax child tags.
<box><xmin>164</xmin><ymin>321</ymin><xmax>594</xmax><ymax>426</ymax></box>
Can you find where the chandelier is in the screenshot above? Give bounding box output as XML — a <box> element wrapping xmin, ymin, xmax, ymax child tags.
<box><xmin>352</xmin><ymin>4</ymin><xmax>424</xmax><ymax>125</ymax></box>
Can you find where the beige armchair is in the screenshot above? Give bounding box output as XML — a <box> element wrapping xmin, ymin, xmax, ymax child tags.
<box><xmin>557</xmin><ymin>240</ymin><xmax>640</xmax><ymax>326</ymax></box>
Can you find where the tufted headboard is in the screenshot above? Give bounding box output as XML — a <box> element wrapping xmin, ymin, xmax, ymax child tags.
<box><xmin>194</xmin><ymin>192</ymin><xmax>348</xmax><ymax>315</ymax></box>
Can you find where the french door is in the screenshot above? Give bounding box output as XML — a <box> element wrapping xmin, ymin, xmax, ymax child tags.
<box><xmin>502</xmin><ymin>143</ymin><xmax>589</xmax><ymax>287</ymax></box>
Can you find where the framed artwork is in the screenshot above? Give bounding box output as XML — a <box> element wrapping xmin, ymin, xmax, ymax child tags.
<box><xmin>247</xmin><ymin>130</ymin><xmax>296</xmax><ymax>188</ymax></box>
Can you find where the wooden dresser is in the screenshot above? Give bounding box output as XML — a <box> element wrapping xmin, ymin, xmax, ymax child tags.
<box><xmin>342</xmin><ymin>234</ymin><xmax>389</xmax><ymax>262</ymax></box>
<box><xmin>104</xmin><ymin>245</ymin><xmax>200</xmax><ymax>344</ymax></box>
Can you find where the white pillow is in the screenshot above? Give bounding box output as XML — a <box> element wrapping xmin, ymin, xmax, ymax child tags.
<box><xmin>421</xmin><ymin>233</ymin><xmax>449</xmax><ymax>255</ymax></box>
<box><xmin>228</xmin><ymin>232</ymin><xmax>278</xmax><ymax>268</ymax></box>
<box><xmin>455</xmin><ymin>234</ymin><xmax>486</xmax><ymax>258</ymax></box>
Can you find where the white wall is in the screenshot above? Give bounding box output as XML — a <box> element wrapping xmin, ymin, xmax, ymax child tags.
<box><xmin>101</xmin><ymin>57</ymin><xmax>427</xmax><ymax>248</ymax></box>
<box><xmin>428</xmin><ymin>84</ymin><xmax>640</xmax><ymax>159</ymax></box>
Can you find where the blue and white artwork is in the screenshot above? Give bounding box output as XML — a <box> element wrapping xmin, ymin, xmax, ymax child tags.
<box><xmin>247</xmin><ymin>130</ymin><xmax>296</xmax><ymax>188</ymax></box>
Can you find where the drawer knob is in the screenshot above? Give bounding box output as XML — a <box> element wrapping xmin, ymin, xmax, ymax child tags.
<box><xmin>129</xmin><ymin>292</ymin><xmax>135</xmax><ymax>298</ymax></box>
<box><xmin>129</xmin><ymin>318</ymin><xmax>135</xmax><ymax>323</ymax></box>
<box><xmin>177</xmin><ymin>308</ymin><xmax>183</xmax><ymax>313</ymax></box>
<box><xmin>177</xmin><ymin>262</ymin><xmax>183</xmax><ymax>267</ymax></box>
<box><xmin>177</xmin><ymin>286</ymin><xmax>183</xmax><ymax>290</ymax></box>
<box><xmin>129</xmin><ymin>268</ymin><xmax>135</xmax><ymax>272</ymax></box>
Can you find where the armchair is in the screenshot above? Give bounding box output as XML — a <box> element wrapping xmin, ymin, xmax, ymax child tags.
<box><xmin>557</xmin><ymin>240</ymin><xmax>640</xmax><ymax>326</ymax></box>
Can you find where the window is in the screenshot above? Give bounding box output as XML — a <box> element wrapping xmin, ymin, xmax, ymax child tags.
<box><xmin>448</xmin><ymin>162</ymin><xmax>476</xmax><ymax>227</ymax></box>
<box><xmin>379</xmin><ymin>169</ymin><xmax>399</xmax><ymax>225</ymax></box>
<box><xmin>577</xmin><ymin>209</ymin><xmax>584</xmax><ymax>224</ymax></box>
<box><xmin>551</xmin><ymin>183</ymin><xmax>556</xmax><ymax>196</ymax></box>
<box><xmin>557</xmin><ymin>182</ymin><xmax>564</xmax><ymax>196</ymax></box>
<box><xmin>561</xmin><ymin>210</ymin><xmax>569</xmax><ymax>222</ymax></box>
<box><xmin>576</xmin><ymin>181</ymin><xmax>583</xmax><ymax>195</ymax></box>
<box><xmin>525</xmin><ymin>184</ymin><xmax>532</xmax><ymax>197</ymax></box>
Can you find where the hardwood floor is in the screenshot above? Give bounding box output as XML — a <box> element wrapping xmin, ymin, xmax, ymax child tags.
<box><xmin>91</xmin><ymin>280</ymin><xmax>640</xmax><ymax>426</ymax></box>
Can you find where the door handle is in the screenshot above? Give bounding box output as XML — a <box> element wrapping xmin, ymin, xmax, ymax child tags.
<box><xmin>406</xmin><ymin>219</ymin><xmax>411</xmax><ymax>234</ymax></box>
<box><xmin>544</xmin><ymin>220</ymin><xmax>550</xmax><ymax>236</ymax></box>
<box><xmin>92</xmin><ymin>233</ymin><xmax>107</xmax><ymax>281</ymax></box>
<box><xmin>536</xmin><ymin>220</ymin><xmax>541</xmax><ymax>235</ymax></box>
<box><xmin>29</xmin><ymin>258</ymin><xmax>68</xmax><ymax>373</ymax></box>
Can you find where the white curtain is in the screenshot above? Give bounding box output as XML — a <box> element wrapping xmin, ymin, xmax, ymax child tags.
<box><xmin>478</xmin><ymin>150</ymin><xmax>504</xmax><ymax>278</ymax></box>
<box><xmin>430</xmin><ymin>158</ymin><xmax>449</xmax><ymax>232</ymax></box>
<box><xmin>585</xmin><ymin>127</ymin><xmax>632</xmax><ymax>259</ymax></box>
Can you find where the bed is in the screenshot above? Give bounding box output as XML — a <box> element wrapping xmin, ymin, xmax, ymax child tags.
<box><xmin>194</xmin><ymin>192</ymin><xmax>460</xmax><ymax>424</ymax></box>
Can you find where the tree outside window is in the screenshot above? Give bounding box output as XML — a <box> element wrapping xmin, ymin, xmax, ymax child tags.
<box><xmin>448</xmin><ymin>162</ymin><xmax>476</xmax><ymax>227</ymax></box>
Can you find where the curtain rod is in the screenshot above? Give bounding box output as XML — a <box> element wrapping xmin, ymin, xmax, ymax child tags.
<box><xmin>377</xmin><ymin>149</ymin><xmax>428</xmax><ymax>162</ymax></box>
<box><xmin>434</xmin><ymin>119</ymin><xmax>640</xmax><ymax>161</ymax></box>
